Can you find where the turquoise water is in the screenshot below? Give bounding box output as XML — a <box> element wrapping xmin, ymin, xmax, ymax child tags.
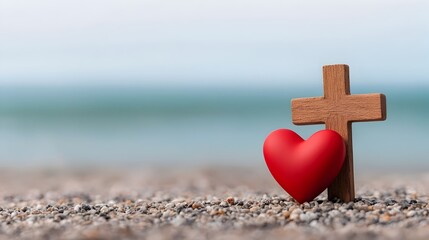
<box><xmin>0</xmin><ymin>85</ymin><xmax>428</xmax><ymax>171</ymax></box>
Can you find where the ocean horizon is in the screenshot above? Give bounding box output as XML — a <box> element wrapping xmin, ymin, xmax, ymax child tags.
<box><xmin>0</xmin><ymin>84</ymin><xmax>427</xmax><ymax>173</ymax></box>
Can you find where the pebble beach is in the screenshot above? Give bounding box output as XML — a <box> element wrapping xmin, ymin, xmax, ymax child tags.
<box><xmin>1</xmin><ymin>168</ymin><xmax>429</xmax><ymax>240</ymax></box>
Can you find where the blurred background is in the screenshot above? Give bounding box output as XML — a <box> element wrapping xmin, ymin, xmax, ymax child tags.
<box><xmin>0</xmin><ymin>0</ymin><xmax>428</xmax><ymax>173</ymax></box>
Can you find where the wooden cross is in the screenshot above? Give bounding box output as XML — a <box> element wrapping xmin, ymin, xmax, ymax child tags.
<box><xmin>291</xmin><ymin>64</ymin><xmax>386</xmax><ymax>202</ymax></box>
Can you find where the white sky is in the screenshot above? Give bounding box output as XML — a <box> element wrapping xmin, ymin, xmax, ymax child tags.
<box><xmin>0</xmin><ymin>0</ymin><xmax>428</xmax><ymax>86</ymax></box>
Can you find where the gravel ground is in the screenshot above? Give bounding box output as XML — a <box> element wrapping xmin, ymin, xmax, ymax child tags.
<box><xmin>0</xmin><ymin>167</ymin><xmax>429</xmax><ymax>240</ymax></box>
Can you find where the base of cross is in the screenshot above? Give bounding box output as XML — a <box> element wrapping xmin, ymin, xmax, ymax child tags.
<box><xmin>291</xmin><ymin>64</ymin><xmax>386</xmax><ymax>202</ymax></box>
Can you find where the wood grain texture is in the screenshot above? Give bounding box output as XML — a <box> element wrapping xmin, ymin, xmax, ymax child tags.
<box><xmin>291</xmin><ymin>64</ymin><xmax>387</xmax><ymax>202</ymax></box>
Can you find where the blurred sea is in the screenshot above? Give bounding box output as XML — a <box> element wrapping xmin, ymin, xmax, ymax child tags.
<box><xmin>0</xmin><ymin>85</ymin><xmax>428</xmax><ymax>172</ymax></box>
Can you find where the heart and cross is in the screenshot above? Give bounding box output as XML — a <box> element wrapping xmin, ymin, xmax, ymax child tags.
<box><xmin>263</xmin><ymin>64</ymin><xmax>387</xmax><ymax>203</ymax></box>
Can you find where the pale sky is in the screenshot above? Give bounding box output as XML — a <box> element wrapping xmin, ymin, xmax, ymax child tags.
<box><xmin>0</xmin><ymin>0</ymin><xmax>428</xmax><ymax>86</ymax></box>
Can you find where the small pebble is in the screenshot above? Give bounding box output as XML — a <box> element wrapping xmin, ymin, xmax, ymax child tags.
<box><xmin>74</xmin><ymin>205</ymin><xmax>81</xmax><ymax>212</ymax></box>
<box><xmin>407</xmin><ymin>210</ymin><xmax>416</xmax><ymax>217</ymax></box>
<box><xmin>100</xmin><ymin>206</ymin><xmax>109</xmax><ymax>214</ymax></box>
<box><xmin>226</xmin><ymin>197</ymin><xmax>235</xmax><ymax>205</ymax></box>
<box><xmin>192</xmin><ymin>202</ymin><xmax>203</xmax><ymax>209</ymax></box>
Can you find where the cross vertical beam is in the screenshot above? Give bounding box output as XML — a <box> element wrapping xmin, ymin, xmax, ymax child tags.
<box><xmin>323</xmin><ymin>64</ymin><xmax>350</xmax><ymax>98</ymax></box>
<box><xmin>291</xmin><ymin>64</ymin><xmax>387</xmax><ymax>202</ymax></box>
<box><xmin>323</xmin><ymin>65</ymin><xmax>354</xmax><ymax>202</ymax></box>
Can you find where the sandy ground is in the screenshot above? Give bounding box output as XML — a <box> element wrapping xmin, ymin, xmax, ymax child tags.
<box><xmin>0</xmin><ymin>167</ymin><xmax>429</xmax><ymax>240</ymax></box>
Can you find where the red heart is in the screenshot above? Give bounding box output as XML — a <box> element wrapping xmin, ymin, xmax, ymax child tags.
<box><xmin>263</xmin><ymin>129</ymin><xmax>345</xmax><ymax>203</ymax></box>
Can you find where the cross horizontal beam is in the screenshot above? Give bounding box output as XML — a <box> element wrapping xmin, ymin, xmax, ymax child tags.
<box><xmin>291</xmin><ymin>93</ymin><xmax>386</xmax><ymax>125</ymax></box>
